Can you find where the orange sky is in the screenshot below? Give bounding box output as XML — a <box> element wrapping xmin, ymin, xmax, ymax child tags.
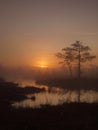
<box><xmin>0</xmin><ymin>0</ymin><xmax>98</xmax><ymax>68</ymax></box>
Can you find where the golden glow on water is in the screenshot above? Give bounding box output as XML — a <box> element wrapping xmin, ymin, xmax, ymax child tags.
<box><xmin>12</xmin><ymin>80</ymin><xmax>98</xmax><ymax>109</ymax></box>
<box><xmin>12</xmin><ymin>89</ymin><xmax>98</xmax><ymax>109</ymax></box>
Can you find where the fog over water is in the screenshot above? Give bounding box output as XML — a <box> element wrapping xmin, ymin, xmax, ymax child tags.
<box><xmin>12</xmin><ymin>80</ymin><xmax>98</xmax><ymax>109</ymax></box>
<box><xmin>0</xmin><ymin>65</ymin><xmax>98</xmax><ymax>108</ymax></box>
<box><xmin>0</xmin><ymin>65</ymin><xmax>98</xmax><ymax>82</ymax></box>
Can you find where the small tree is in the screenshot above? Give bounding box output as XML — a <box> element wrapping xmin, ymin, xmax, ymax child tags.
<box><xmin>56</xmin><ymin>41</ymin><xmax>96</xmax><ymax>79</ymax></box>
<box><xmin>56</xmin><ymin>47</ymin><xmax>75</xmax><ymax>78</ymax></box>
<box><xmin>71</xmin><ymin>41</ymin><xmax>96</xmax><ymax>79</ymax></box>
<box><xmin>56</xmin><ymin>41</ymin><xmax>96</xmax><ymax>102</ymax></box>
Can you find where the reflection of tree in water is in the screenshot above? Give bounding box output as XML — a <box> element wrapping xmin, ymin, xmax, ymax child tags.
<box><xmin>56</xmin><ymin>41</ymin><xmax>96</xmax><ymax>102</ymax></box>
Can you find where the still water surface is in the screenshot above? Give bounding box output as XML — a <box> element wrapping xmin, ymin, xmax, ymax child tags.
<box><xmin>12</xmin><ymin>80</ymin><xmax>98</xmax><ymax>108</ymax></box>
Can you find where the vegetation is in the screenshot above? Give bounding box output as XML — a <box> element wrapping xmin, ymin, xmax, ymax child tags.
<box><xmin>56</xmin><ymin>41</ymin><xmax>96</xmax><ymax>78</ymax></box>
<box><xmin>56</xmin><ymin>41</ymin><xmax>96</xmax><ymax>102</ymax></box>
<box><xmin>0</xmin><ymin>40</ymin><xmax>97</xmax><ymax>129</ymax></box>
<box><xmin>0</xmin><ymin>77</ymin><xmax>98</xmax><ymax>130</ymax></box>
<box><xmin>0</xmin><ymin>79</ymin><xmax>45</xmax><ymax>103</ymax></box>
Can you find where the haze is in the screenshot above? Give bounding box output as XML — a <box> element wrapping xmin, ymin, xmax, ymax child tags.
<box><xmin>0</xmin><ymin>0</ymin><xmax>98</xmax><ymax>68</ymax></box>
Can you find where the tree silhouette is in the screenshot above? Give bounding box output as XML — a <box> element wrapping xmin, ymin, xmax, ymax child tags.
<box><xmin>56</xmin><ymin>47</ymin><xmax>75</xmax><ymax>78</ymax></box>
<box><xmin>71</xmin><ymin>41</ymin><xmax>96</xmax><ymax>79</ymax></box>
<box><xmin>56</xmin><ymin>41</ymin><xmax>96</xmax><ymax>102</ymax></box>
<box><xmin>56</xmin><ymin>41</ymin><xmax>96</xmax><ymax>79</ymax></box>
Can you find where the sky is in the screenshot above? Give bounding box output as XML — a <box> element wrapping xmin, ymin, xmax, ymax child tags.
<box><xmin>0</xmin><ymin>0</ymin><xmax>98</xmax><ymax>68</ymax></box>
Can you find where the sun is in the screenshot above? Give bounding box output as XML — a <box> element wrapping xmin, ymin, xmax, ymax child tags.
<box><xmin>40</xmin><ymin>64</ymin><xmax>48</xmax><ymax>68</ymax></box>
<box><xmin>37</xmin><ymin>60</ymin><xmax>48</xmax><ymax>69</ymax></box>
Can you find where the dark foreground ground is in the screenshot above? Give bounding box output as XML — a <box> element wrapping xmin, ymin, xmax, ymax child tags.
<box><xmin>0</xmin><ymin>103</ymin><xmax>98</xmax><ymax>130</ymax></box>
<box><xmin>0</xmin><ymin>79</ymin><xmax>98</xmax><ymax>130</ymax></box>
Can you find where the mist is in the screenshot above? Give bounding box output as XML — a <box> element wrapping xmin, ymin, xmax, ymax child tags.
<box><xmin>0</xmin><ymin>64</ymin><xmax>98</xmax><ymax>83</ymax></box>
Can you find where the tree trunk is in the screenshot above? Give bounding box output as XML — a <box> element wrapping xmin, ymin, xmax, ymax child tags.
<box><xmin>69</xmin><ymin>64</ymin><xmax>73</xmax><ymax>78</ymax></box>
<box><xmin>78</xmin><ymin>48</ymin><xmax>81</xmax><ymax>79</ymax></box>
<box><xmin>78</xmin><ymin>46</ymin><xmax>81</xmax><ymax>103</ymax></box>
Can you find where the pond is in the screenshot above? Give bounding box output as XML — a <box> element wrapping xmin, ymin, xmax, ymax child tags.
<box><xmin>12</xmin><ymin>80</ymin><xmax>98</xmax><ymax>109</ymax></box>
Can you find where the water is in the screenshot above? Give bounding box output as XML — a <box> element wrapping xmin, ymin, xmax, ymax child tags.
<box><xmin>12</xmin><ymin>80</ymin><xmax>98</xmax><ymax>108</ymax></box>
